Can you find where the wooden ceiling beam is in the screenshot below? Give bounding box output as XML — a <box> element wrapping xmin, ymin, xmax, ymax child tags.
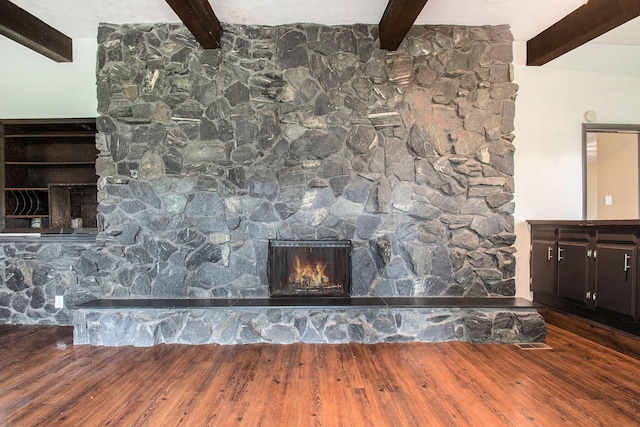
<box><xmin>379</xmin><ymin>0</ymin><xmax>430</xmax><ymax>51</ymax></box>
<box><xmin>0</xmin><ymin>0</ymin><xmax>72</xmax><ymax>62</ymax></box>
<box><xmin>527</xmin><ymin>0</ymin><xmax>640</xmax><ymax>66</ymax></box>
<box><xmin>165</xmin><ymin>0</ymin><xmax>221</xmax><ymax>49</ymax></box>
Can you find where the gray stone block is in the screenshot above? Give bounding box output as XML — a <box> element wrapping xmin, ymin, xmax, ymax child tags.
<box><xmin>185</xmin><ymin>244</ymin><xmax>222</xmax><ymax>269</ymax></box>
<box><xmin>151</xmin><ymin>268</ymin><xmax>187</xmax><ymax>297</ymax></box>
<box><xmin>465</xmin><ymin>312</ymin><xmax>493</xmax><ymax>343</ymax></box>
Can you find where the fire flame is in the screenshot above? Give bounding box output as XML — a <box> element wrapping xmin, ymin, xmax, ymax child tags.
<box><xmin>290</xmin><ymin>255</ymin><xmax>329</xmax><ymax>287</ymax></box>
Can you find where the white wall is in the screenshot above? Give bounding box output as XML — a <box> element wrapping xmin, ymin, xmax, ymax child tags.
<box><xmin>0</xmin><ymin>38</ymin><xmax>97</xmax><ymax>118</ymax></box>
<box><xmin>512</xmin><ymin>41</ymin><xmax>640</xmax><ymax>298</ymax></box>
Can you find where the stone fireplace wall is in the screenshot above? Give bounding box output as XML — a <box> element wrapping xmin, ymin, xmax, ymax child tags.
<box><xmin>87</xmin><ymin>22</ymin><xmax>517</xmax><ymax>300</ymax></box>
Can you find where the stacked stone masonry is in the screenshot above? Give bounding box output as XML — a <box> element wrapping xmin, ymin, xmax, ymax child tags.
<box><xmin>92</xmin><ymin>22</ymin><xmax>517</xmax><ymax>300</ymax></box>
<box><xmin>0</xmin><ymin>239</ymin><xmax>99</xmax><ymax>324</ymax></box>
<box><xmin>74</xmin><ymin>308</ymin><xmax>546</xmax><ymax>347</ymax></box>
<box><xmin>1</xmin><ymin>22</ymin><xmax>536</xmax><ymax>344</ymax></box>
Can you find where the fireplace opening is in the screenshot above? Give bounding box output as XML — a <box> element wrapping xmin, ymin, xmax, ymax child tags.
<box><xmin>268</xmin><ymin>240</ymin><xmax>352</xmax><ymax>297</ymax></box>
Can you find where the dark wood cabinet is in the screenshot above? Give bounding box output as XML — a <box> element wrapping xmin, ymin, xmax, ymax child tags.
<box><xmin>529</xmin><ymin>221</ymin><xmax>640</xmax><ymax>335</ymax></box>
<box><xmin>1</xmin><ymin>119</ymin><xmax>97</xmax><ymax>233</ymax></box>
<box><xmin>556</xmin><ymin>239</ymin><xmax>590</xmax><ymax>305</ymax></box>
<box><xmin>555</xmin><ymin>227</ymin><xmax>592</xmax><ymax>306</ymax></box>
<box><xmin>530</xmin><ymin>225</ymin><xmax>557</xmax><ymax>296</ymax></box>
<box><xmin>594</xmin><ymin>243</ymin><xmax>636</xmax><ymax>318</ymax></box>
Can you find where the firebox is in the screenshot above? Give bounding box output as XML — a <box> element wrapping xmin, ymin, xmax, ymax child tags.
<box><xmin>268</xmin><ymin>240</ymin><xmax>352</xmax><ymax>297</ymax></box>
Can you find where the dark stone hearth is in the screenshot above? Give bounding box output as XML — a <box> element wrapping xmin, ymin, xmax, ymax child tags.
<box><xmin>73</xmin><ymin>297</ymin><xmax>544</xmax><ymax>346</ymax></box>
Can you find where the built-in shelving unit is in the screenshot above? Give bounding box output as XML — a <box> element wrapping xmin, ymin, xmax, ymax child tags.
<box><xmin>1</xmin><ymin>118</ymin><xmax>98</xmax><ymax>233</ymax></box>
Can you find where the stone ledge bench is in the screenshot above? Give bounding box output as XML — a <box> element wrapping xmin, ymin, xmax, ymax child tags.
<box><xmin>73</xmin><ymin>297</ymin><xmax>545</xmax><ymax>347</ymax></box>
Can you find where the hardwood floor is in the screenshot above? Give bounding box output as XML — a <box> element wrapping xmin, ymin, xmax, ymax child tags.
<box><xmin>1</xmin><ymin>324</ymin><xmax>639</xmax><ymax>426</ymax></box>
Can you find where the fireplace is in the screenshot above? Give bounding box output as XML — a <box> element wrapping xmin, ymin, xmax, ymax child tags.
<box><xmin>268</xmin><ymin>240</ymin><xmax>352</xmax><ymax>297</ymax></box>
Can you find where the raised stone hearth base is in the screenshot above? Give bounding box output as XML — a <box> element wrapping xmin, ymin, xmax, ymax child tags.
<box><xmin>73</xmin><ymin>299</ymin><xmax>545</xmax><ymax>346</ymax></box>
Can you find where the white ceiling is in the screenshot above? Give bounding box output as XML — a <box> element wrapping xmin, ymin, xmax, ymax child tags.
<box><xmin>4</xmin><ymin>0</ymin><xmax>640</xmax><ymax>75</ymax></box>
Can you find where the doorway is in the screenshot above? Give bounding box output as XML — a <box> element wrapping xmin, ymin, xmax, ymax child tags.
<box><xmin>583</xmin><ymin>124</ymin><xmax>640</xmax><ymax>220</ymax></box>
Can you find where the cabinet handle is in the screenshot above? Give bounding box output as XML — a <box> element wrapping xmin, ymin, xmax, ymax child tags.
<box><xmin>624</xmin><ymin>253</ymin><xmax>631</xmax><ymax>272</ymax></box>
<box><xmin>586</xmin><ymin>291</ymin><xmax>591</xmax><ymax>300</ymax></box>
<box><xmin>547</xmin><ymin>246</ymin><xmax>553</xmax><ymax>261</ymax></box>
<box><xmin>557</xmin><ymin>247</ymin><xmax>563</xmax><ymax>262</ymax></box>
<box><xmin>587</xmin><ymin>249</ymin><xmax>592</xmax><ymax>258</ymax></box>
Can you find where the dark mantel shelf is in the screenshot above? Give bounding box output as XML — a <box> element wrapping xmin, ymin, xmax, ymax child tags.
<box><xmin>75</xmin><ymin>297</ymin><xmax>539</xmax><ymax>310</ymax></box>
<box><xmin>527</xmin><ymin>219</ymin><xmax>640</xmax><ymax>227</ymax></box>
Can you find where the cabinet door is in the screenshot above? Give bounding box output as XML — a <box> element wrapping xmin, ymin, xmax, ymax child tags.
<box><xmin>557</xmin><ymin>241</ymin><xmax>590</xmax><ymax>305</ymax></box>
<box><xmin>594</xmin><ymin>244</ymin><xmax>637</xmax><ymax>318</ymax></box>
<box><xmin>531</xmin><ymin>241</ymin><xmax>557</xmax><ymax>295</ymax></box>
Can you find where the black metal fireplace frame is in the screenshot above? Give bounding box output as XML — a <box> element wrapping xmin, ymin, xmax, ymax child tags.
<box><xmin>268</xmin><ymin>239</ymin><xmax>352</xmax><ymax>298</ymax></box>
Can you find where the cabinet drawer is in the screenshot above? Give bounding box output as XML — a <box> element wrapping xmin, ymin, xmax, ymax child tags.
<box><xmin>596</xmin><ymin>227</ymin><xmax>638</xmax><ymax>245</ymax></box>
<box><xmin>558</xmin><ymin>227</ymin><xmax>590</xmax><ymax>242</ymax></box>
<box><xmin>531</xmin><ymin>225</ymin><xmax>557</xmax><ymax>241</ymax></box>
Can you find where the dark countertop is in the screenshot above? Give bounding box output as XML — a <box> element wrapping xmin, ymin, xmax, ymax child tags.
<box><xmin>0</xmin><ymin>230</ymin><xmax>97</xmax><ymax>243</ymax></box>
<box><xmin>75</xmin><ymin>297</ymin><xmax>539</xmax><ymax>310</ymax></box>
<box><xmin>528</xmin><ymin>219</ymin><xmax>640</xmax><ymax>227</ymax></box>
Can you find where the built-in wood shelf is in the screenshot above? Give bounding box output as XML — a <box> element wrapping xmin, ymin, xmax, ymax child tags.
<box><xmin>1</xmin><ymin>118</ymin><xmax>98</xmax><ymax>233</ymax></box>
<box><xmin>4</xmin><ymin>187</ymin><xmax>48</xmax><ymax>191</ymax></box>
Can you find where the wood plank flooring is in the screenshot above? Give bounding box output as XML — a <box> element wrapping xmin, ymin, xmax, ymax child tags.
<box><xmin>1</xmin><ymin>324</ymin><xmax>639</xmax><ymax>426</ymax></box>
